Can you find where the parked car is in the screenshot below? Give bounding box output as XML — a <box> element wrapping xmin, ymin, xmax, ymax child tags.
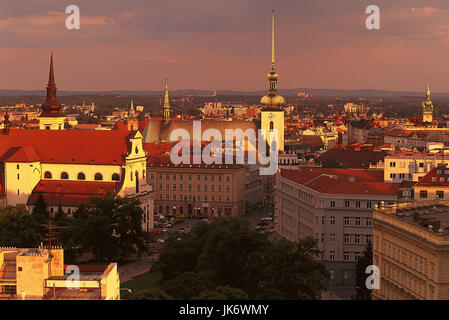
<box><xmin>156</xmin><ymin>238</ymin><xmax>165</xmax><ymax>243</ymax></box>
<box><xmin>261</xmin><ymin>217</ymin><xmax>273</xmax><ymax>221</ymax></box>
<box><xmin>161</xmin><ymin>228</ymin><xmax>168</xmax><ymax>233</ymax></box>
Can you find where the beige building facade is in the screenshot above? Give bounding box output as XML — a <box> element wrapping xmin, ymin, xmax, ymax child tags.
<box><xmin>372</xmin><ymin>201</ymin><xmax>449</xmax><ymax>300</ymax></box>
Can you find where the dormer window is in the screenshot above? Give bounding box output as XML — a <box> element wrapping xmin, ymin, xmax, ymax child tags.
<box><xmin>440</xmin><ymin>177</ymin><xmax>445</xmax><ymax>182</ymax></box>
<box><xmin>112</xmin><ymin>173</ymin><xmax>120</xmax><ymax>181</ymax></box>
<box><xmin>61</xmin><ymin>172</ymin><xmax>69</xmax><ymax>180</ymax></box>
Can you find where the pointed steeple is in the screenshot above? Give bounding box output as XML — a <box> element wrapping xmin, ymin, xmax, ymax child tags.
<box><xmin>260</xmin><ymin>8</ymin><xmax>285</xmax><ymax>110</ymax></box>
<box><xmin>41</xmin><ymin>52</ymin><xmax>63</xmax><ymax>117</ymax></box>
<box><xmin>271</xmin><ymin>8</ymin><xmax>275</xmax><ymax>72</ymax></box>
<box><xmin>129</xmin><ymin>99</ymin><xmax>136</xmax><ymax>119</ymax></box>
<box><xmin>422</xmin><ymin>79</ymin><xmax>434</xmax><ymax>123</ymax></box>
<box><xmin>426</xmin><ymin>79</ymin><xmax>431</xmax><ymax>100</ymax></box>
<box><xmin>163</xmin><ymin>79</ymin><xmax>170</xmax><ymax>122</ymax></box>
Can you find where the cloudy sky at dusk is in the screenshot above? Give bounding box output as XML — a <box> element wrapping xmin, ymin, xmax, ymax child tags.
<box><xmin>1</xmin><ymin>0</ymin><xmax>449</xmax><ymax>92</ymax></box>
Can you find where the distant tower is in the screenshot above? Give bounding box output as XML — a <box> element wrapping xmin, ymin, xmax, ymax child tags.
<box><xmin>163</xmin><ymin>79</ymin><xmax>171</xmax><ymax>123</ymax></box>
<box><xmin>127</xmin><ymin>99</ymin><xmax>138</xmax><ymax>131</ymax></box>
<box><xmin>39</xmin><ymin>52</ymin><xmax>66</xmax><ymax>130</ymax></box>
<box><xmin>422</xmin><ymin>81</ymin><xmax>434</xmax><ymax>123</ymax></box>
<box><xmin>260</xmin><ymin>9</ymin><xmax>285</xmax><ymax>152</ymax></box>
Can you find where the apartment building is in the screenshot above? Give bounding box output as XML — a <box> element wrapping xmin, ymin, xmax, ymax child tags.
<box><xmin>147</xmin><ymin>156</ymin><xmax>248</xmax><ymax>217</ymax></box>
<box><xmin>0</xmin><ymin>246</ymin><xmax>119</xmax><ymax>300</ymax></box>
<box><xmin>372</xmin><ymin>201</ymin><xmax>449</xmax><ymax>300</ymax></box>
<box><xmin>384</xmin><ymin>151</ymin><xmax>449</xmax><ymax>183</ymax></box>
<box><xmin>275</xmin><ymin>168</ymin><xmax>400</xmax><ymax>288</ymax></box>
<box><xmin>414</xmin><ymin>164</ymin><xmax>449</xmax><ymax>201</ymax></box>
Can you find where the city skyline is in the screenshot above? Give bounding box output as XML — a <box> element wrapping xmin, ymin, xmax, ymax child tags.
<box><xmin>1</xmin><ymin>0</ymin><xmax>449</xmax><ymax>92</ymax></box>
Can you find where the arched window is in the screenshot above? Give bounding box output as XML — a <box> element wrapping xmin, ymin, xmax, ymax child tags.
<box><xmin>270</xmin><ymin>121</ymin><xmax>274</xmax><ymax>130</ymax></box>
<box><xmin>44</xmin><ymin>171</ymin><xmax>52</xmax><ymax>179</ymax></box>
<box><xmin>61</xmin><ymin>172</ymin><xmax>69</xmax><ymax>180</ymax></box>
<box><xmin>111</xmin><ymin>173</ymin><xmax>120</xmax><ymax>181</ymax></box>
<box><xmin>94</xmin><ymin>173</ymin><xmax>103</xmax><ymax>181</ymax></box>
<box><xmin>77</xmin><ymin>172</ymin><xmax>86</xmax><ymax>180</ymax></box>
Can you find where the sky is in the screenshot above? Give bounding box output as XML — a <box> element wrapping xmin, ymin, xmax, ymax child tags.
<box><xmin>1</xmin><ymin>0</ymin><xmax>449</xmax><ymax>92</ymax></box>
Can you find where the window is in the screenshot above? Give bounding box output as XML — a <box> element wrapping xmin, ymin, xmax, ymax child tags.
<box><xmin>420</xmin><ymin>190</ymin><xmax>428</xmax><ymax>198</ymax></box>
<box><xmin>390</xmin><ymin>162</ymin><xmax>396</xmax><ymax>167</ymax></box>
<box><xmin>330</xmin><ymin>233</ymin><xmax>335</xmax><ymax>243</ymax></box>
<box><xmin>437</xmin><ymin>190</ymin><xmax>444</xmax><ymax>199</ymax></box>
<box><xmin>158</xmin><ymin>173</ymin><xmax>162</xmax><ymax>179</ymax></box>
<box><xmin>367</xmin><ymin>202</ymin><xmax>372</xmax><ymax>209</ymax></box>
<box><xmin>354</xmin><ymin>252</ymin><xmax>361</xmax><ymax>261</ymax></box>
<box><xmin>166</xmin><ymin>184</ymin><xmax>169</xmax><ymax>191</ymax></box>
<box><xmin>188</xmin><ymin>174</ymin><xmax>192</xmax><ymax>180</ymax></box>
<box><xmin>345</xmin><ymin>201</ymin><xmax>350</xmax><ymax>208</ymax></box>
<box><xmin>431</xmin><ymin>177</ymin><xmax>437</xmax><ymax>182</ymax></box>
<box><xmin>94</xmin><ymin>173</ymin><xmax>103</xmax><ymax>181</ymax></box>
<box><xmin>112</xmin><ymin>173</ymin><xmax>120</xmax><ymax>181</ymax></box>
<box><xmin>419</xmin><ymin>162</ymin><xmax>424</xmax><ymax>168</ymax></box>
<box><xmin>188</xmin><ymin>184</ymin><xmax>192</xmax><ymax>191</ymax></box>
<box><xmin>180</xmin><ymin>184</ymin><xmax>184</xmax><ymax>191</ymax></box>
<box><xmin>344</xmin><ymin>217</ymin><xmax>350</xmax><ymax>226</ymax></box>
<box><xmin>77</xmin><ymin>172</ymin><xmax>86</xmax><ymax>180</ymax></box>
<box><xmin>61</xmin><ymin>172</ymin><xmax>69</xmax><ymax>180</ymax></box>
<box><xmin>330</xmin><ymin>216</ymin><xmax>335</xmax><ymax>225</ymax></box>
<box><xmin>355</xmin><ymin>217</ymin><xmax>361</xmax><ymax>226</ymax></box>
<box><xmin>344</xmin><ymin>251</ymin><xmax>349</xmax><ymax>261</ymax></box>
<box><xmin>344</xmin><ymin>234</ymin><xmax>349</xmax><ymax>243</ymax></box>
<box><xmin>366</xmin><ymin>218</ymin><xmax>372</xmax><ymax>226</ymax></box>
<box><xmin>356</xmin><ymin>201</ymin><xmax>361</xmax><ymax>208</ymax></box>
<box><xmin>218</xmin><ymin>175</ymin><xmax>222</xmax><ymax>182</ymax></box>
<box><xmin>226</xmin><ymin>175</ymin><xmax>230</xmax><ymax>182</ymax></box>
<box><xmin>44</xmin><ymin>171</ymin><xmax>52</xmax><ymax>179</ymax></box>
<box><xmin>197</xmin><ymin>175</ymin><xmax>201</xmax><ymax>181</ymax></box>
<box><xmin>321</xmin><ymin>216</ymin><xmax>325</xmax><ymax>225</ymax></box>
<box><xmin>197</xmin><ymin>185</ymin><xmax>201</xmax><ymax>192</ymax></box>
<box><xmin>321</xmin><ymin>233</ymin><xmax>325</xmax><ymax>243</ymax></box>
<box><xmin>390</xmin><ymin>173</ymin><xmax>396</xmax><ymax>179</ymax></box>
<box><xmin>166</xmin><ymin>174</ymin><xmax>170</xmax><ymax>180</ymax></box>
<box><xmin>204</xmin><ymin>175</ymin><xmax>208</xmax><ymax>181</ymax></box>
<box><xmin>355</xmin><ymin>234</ymin><xmax>361</xmax><ymax>244</ymax></box>
<box><xmin>180</xmin><ymin>174</ymin><xmax>183</xmax><ymax>180</ymax></box>
<box><xmin>17</xmin><ymin>174</ymin><xmax>19</xmax><ymax>180</ymax></box>
<box><xmin>330</xmin><ymin>251</ymin><xmax>335</xmax><ymax>261</ymax></box>
<box><xmin>173</xmin><ymin>184</ymin><xmax>177</xmax><ymax>191</ymax></box>
<box><xmin>330</xmin><ymin>201</ymin><xmax>336</xmax><ymax>208</ymax></box>
<box><xmin>16</xmin><ymin>164</ymin><xmax>19</xmax><ymax>170</ymax></box>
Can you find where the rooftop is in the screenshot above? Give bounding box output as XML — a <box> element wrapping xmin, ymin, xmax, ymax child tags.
<box><xmin>374</xmin><ymin>201</ymin><xmax>449</xmax><ymax>243</ymax></box>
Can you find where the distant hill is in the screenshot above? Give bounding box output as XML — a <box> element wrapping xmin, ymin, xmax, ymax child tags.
<box><xmin>1</xmin><ymin>88</ymin><xmax>448</xmax><ymax>98</ymax></box>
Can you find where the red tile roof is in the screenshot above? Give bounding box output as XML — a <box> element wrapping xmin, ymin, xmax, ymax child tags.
<box><xmin>27</xmin><ymin>180</ymin><xmax>120</xmax><ymax>207</ymax></box>
<box><xmin>0</xmin><ymin>129</ymin><xmax>136</xmax><ymax>165</ymax></box>
<box><xmin>280</xmin><ymin>168</ymin><xmax>401</xmax><ymax>196</ymax></box>
<box><xmin>415</xmin><ymin>166</ymin><xmax>449</xmax><ymax>187</ymax></box>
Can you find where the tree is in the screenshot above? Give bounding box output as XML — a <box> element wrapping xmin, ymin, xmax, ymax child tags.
<box><xmin>64</xmin><ymin>193</ymin><xmax>148</xmax><ymax>262</ymax></box>
<box><xmin>354</xmin><ymin>241</ymin><xmax>373</xmax><ymax>300</ymax></box>
<box><xmin>129</xmin><ymin>288</ymin><xmax>172</xmax><ymax>300</ymax></box>
<box><xmin>154</xmin><ymin>217</ymin><xmax>329</xmax><ymax>300</ymax></box>
<box><xmin>161</xmin><ymin>272</ymin><xmax>215</xmax><ymax>300</ymax></box>
<box><xmin>0</xmin><ymin>205</ymin><xmax>42</xmax><ymax>247</ymax></box>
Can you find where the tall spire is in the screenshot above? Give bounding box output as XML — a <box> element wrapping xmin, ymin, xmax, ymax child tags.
<box><xmin>163</xmin><ymin>79</ymin><xmax>170</xmax><ymax>122</ymax></box>
<box><xmin>129</xmin><ymin>99</ymin><xmax>136</xmax><ymax>119</ymax></box>
<box><xmin>271</xmin><ymin>8</ymin><xmax>275</xmax><ymax>71</ymax></box>
<box><xmin>260</xmin><ymin>8</ymin><xmax>285</xmax><ymax>110</ymax></box>
<box><xmin>426</xmin><ymin>79</ymin><xmax>431</xmax><ymax>99</ymax></box>
<box><xmin>41</xmin><ymin>52</ymin><xmax>62</xmax><ymax>117</ymax></box>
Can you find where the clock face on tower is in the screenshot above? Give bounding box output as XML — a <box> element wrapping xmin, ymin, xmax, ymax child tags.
<box><xmin>268</xmin><ymin>113</ymin><xmax>275</xmax><ymax>120</ymax></box>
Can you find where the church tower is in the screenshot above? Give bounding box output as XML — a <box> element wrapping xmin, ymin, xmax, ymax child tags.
<box><xmin>260</xmin><ymin>9</ymin><xmax>285</xmax><ymax>152</ymax></box>
<box><xmin>39</xmin><ymin>52</ymin><xmax>66</xmax><ymax>130</ymax></box>
<box><xmin>422</xmin><ymin>81</ymin><xmax>434</xmax><ymax>123</ymax></box>
<box><xmin>163</xmin><ymin>79</ymin><xmax>171</xmax><ymax>123</ymax></box>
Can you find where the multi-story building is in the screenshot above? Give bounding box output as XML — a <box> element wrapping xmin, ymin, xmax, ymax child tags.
<box><xmin>275</xmin><ymin>168</ymin><xmax>401</xmax><ymax>290</ymax></box>
<box><xmin>414</xmin><ymin>164</ymin><xmax>449</xmax><ymax>201</ymax></box>
<box><xmin>0</xmin><ymin>246</ymin><xmax>119</xmax><ymax>300</ymax></box>
<box><xmin>147</xmin><ymin>156</ymin><xmax>247</xmax><ymax>217</ymax></box>
<box><xmin>372</xmin><ymin>200</ymin><xmax>449</xmax><ymax>300</ymax></box>
<box><xmin>384</xmin><ymin>151</ymin><xmax>449</xmax><ymax>183</ymax></box>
